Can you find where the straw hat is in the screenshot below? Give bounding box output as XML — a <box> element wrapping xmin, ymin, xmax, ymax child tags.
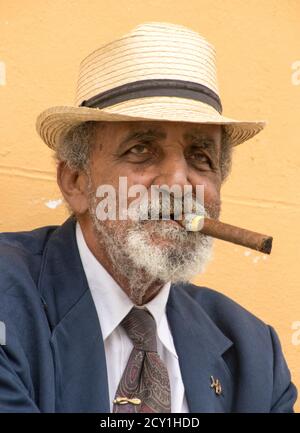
<box><xmin>36</xmin><ymin>22</ymin><xmax>266</xmax><ymax>149</ymax></box>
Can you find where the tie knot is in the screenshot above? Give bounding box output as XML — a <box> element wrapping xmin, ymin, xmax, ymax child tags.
<box><xmin>120</xmin><ymin>307</ymin><xmax>157</xmax><ymax>352</ymax></box>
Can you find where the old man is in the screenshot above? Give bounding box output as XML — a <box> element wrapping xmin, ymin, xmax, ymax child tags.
<box><xmin>0</xmin><ymin>22</ymin><xmax>297</xmax><ymax>412</ymax></box>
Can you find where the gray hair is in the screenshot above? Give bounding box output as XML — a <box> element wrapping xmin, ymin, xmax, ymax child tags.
<box><xmin>54</xmin><ymin>121</ymin><xmax>100</xmax><ymax>171</ymax></box>
<box><xmin>55</xmin><ymin>121</ymin><xmax>233</xmax><ymax>181</ymax></box>
<box><xmin>219</xmin><ymin>127</ymin><xmax>233</xmax><ymax>182</ymax></box>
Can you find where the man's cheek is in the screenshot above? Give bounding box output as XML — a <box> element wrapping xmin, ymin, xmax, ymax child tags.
<box><xmin>199</xmin><ymin>178</ymin><xmax>218</xmax><ymax>198</ymax></box>
<box><xmin>202</xmin><ymin>185</ymin><xmax>221</xmax><ymax>217</ymax></box>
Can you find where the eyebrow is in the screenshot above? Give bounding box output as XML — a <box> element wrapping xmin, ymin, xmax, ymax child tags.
<box><xmin>117</xmin><ymin>126</ymin><xmax>219</xmax><ymax>154</ymax></box>
<box><xmin>118</xmin><ymin>128</ymin><xmax>167</xmax><ymax>150</ymax></box>
<box><xmin>183</xmin><ymin>129</ymin><xmax>218</xmax><ymax>150</ymax></box>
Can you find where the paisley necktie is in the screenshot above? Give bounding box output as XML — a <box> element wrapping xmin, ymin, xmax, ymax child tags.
<box><xmin>113</xmin><ymin>306</ymin><xmax>171</xmax><ymax>413</ymax></box>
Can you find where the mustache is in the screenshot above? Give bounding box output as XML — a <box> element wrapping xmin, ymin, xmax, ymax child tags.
<box><xmin>127</xmin><ymin>187</ymin><xmax>208</xmax><ymax>221</ymax></box>
<box><xmin>89</xmin><ymin>181</ymin><xmax>220</xmax><ymax>222</ymax></box>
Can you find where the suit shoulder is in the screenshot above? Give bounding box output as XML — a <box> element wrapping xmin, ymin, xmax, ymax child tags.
<box><xmin>0</xmin><ymin>224</ymin><xmax>58</xmax><ymax>295</ymax></box>
<box><xmin>182</xmin><ymin>283</ymin><xmax>270</xmax><ymax>338</ymax></box>
<box><xmin>0</xmin><ymin>224</ymin><xmax>58</xmax><ymax>255</ymax></box>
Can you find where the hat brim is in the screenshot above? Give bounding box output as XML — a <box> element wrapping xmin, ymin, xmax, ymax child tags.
<box><xmin>36</xmin><ymin>97</ymin><xmax>266</xmax><ymax>150</ymax></box>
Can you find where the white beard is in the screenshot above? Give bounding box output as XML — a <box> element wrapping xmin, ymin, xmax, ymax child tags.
<box><xmin>88</xmin><ymin>188</ymin><xmax>214</xmax><ymax>304</ymax></box>
<box><xmin>125</xmin><ymin>220</ymin><xmax>213</xmax><ymax>282</ymax></box>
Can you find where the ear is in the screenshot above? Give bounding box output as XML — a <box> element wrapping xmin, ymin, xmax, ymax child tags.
<box><xmin>57</xmin><ymin>161</ymin><xmax>89</xmax><ymax>215</ymax></box>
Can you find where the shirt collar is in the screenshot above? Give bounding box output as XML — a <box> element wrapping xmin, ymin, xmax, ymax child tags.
<box><xmin>75</xmin><ymin>222</ymin><xmax>175</xmax><ymax>356</ymax></box>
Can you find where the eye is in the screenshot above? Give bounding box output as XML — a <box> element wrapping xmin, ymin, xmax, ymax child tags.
<box><xmin>190</xmin><ymin>153</ymin><xmax>210</xmax><ymax>163</ymax></box>
<box><xmin>129</xmin><ymin>144</ymin><xmax>150</xmax><ymax>155</ymax></box>
<box><xmin>186</xmin><ymin>147</ymin><xmax>216</xmax><ymax>171</ymax></box>
<box><xmin>189</xmin><ymin>152</ymin><xmax>212</xmax><ymax>167</ymax></box>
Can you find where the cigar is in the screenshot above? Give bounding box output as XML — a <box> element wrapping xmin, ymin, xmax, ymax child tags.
<box><xmin>179</xmin><ymin>213</ymin><xmax>273</xmax><ymax>254</ymax></box>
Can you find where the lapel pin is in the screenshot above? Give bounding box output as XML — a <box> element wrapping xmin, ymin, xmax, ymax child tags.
<box><xmin>210</xmin><ymin>376</ymin><xmax>222</xmax><ymax>396</ymax></box>
<box><xmin>113</xmin><ymin>396</ymin><xmax>141</xmax><ymax>405</ymax></box>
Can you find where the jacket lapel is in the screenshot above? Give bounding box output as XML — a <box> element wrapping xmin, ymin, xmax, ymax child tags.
<box><xmin>167</xmin><ymin>285</ymin><xmax>234</xmax><ymax>412</ymax></box>
<box><xmin>38</xmin><ymin>217</ymin><xmax>110</xmax><ymax>412</ymax></box>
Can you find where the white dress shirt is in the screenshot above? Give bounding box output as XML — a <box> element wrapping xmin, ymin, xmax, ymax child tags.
<box><xmin>76</xmin><ymin>222</ymin><xmax>189</xmax><ymax>413</ymax></box>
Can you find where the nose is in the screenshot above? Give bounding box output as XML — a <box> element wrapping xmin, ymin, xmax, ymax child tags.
<box><xmin>153</xmin><ymin>152</ymin><xmax>192</xmax><ymax>190</ymax></box>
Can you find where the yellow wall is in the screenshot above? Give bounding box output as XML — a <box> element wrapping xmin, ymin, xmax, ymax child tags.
<box><xmin>1</xmin><ymin>0</ymin><xmax>299</xmax><ymax>411</ymax></box>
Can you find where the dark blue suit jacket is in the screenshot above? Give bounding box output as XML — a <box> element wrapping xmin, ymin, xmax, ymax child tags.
<box><xmin>0</xmin><ymin>217</ymin><xmax>297</xmax><ymax>412</ymax></box>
